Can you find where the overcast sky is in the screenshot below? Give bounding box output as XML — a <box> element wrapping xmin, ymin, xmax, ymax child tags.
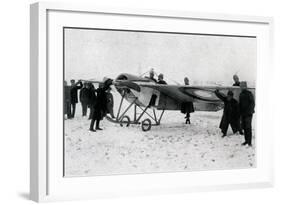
<box><xmin>64</xmin><ymin>28</ymin><xmax>256</xmax><ymax>86</ymax></box>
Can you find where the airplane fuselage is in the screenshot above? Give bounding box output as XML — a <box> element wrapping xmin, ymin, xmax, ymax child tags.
<box><xmin>115</xmin><ymin>73</ymin><xmax>255</xmax><ymax>112</ymax></box>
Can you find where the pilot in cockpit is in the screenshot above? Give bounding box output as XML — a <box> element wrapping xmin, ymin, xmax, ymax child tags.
<box><xmin>157</xmin><ymin>73</ymin><xmax>167</xmax><ymax>85</ymax></box>
<box><xmin>145</xmin><ymin>69</ymin><xmax>157</xmax><ymax>83</ymax></box>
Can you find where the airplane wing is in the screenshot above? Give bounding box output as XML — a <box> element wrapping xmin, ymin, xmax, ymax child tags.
<box><xmin>139</xmin><ymin>84</ymin><xmax>254</xmax><ymax>103</ymax></box>
<box><xmin>114</xmin><ymin>80</ymin><xmax>255</xmax><ymax>111</ymax></box>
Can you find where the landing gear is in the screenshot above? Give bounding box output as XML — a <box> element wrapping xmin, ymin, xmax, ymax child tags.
<box><xmin>105</xmin><ymin>91</ymin><xmax>165</xmax><ymax>131</ymax></box>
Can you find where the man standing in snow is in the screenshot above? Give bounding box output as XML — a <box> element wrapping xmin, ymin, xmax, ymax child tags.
<box><xmin>79</xmin><ymin>82</ymin><xmax>91</xmax><ymax>117</ymax></box>
<box><xmin>181</xmin><ymin>77</ymin><xmax>194</xmax><ymax>124</ymax></box>
<box><xmin>215</xmin><ymin>89</ymin><xmax>240</xmax><ymax>137</ymax></box>
<box><xmin>89</xmin><ymin>79</ymin><xmax>113</xmax><ymax>132</ymax></box>
<box><xmin>64</xmin><ymin>81</ymin><xmax>71</xmax><ymax>119</ymax></box>
<box><xmin>239</xmin><ymin>82</ymin><xmax>255</xmax><ymax>146</ymax></box>
<box><xmin>70</xmin><ymin>79</ymin><xmax>83</xmax><ymax>118</ymax></box>
<box><xmin>88</xmin><ymin>83</ymin><xmax>97</xmax><ymax>120</ymax></box>
<box><xmin>106</xmin><ymin>87</ymin><xmax>115</xmax><ymax>119</ymax></box>
<box><xmin>232</xmin><ymin>74</ymin><xmax>244</xmax><ymax>135</ymax></box>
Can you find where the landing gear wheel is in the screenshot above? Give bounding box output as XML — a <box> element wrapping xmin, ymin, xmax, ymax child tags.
<box><xmin>141</xmin><ymin>118</ymin><xmax>152</xmax><ymax>131</ymax></box>
<box><xmin>120</xmin><ymin>115</ymin><xmax>130</xmax><ymax>127</ymax></box>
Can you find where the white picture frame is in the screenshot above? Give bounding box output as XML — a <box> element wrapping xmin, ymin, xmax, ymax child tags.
<box><xmin>30</xmin><ymin>2</ymin><xmax>274</xmax><ymax>202</ymax></box>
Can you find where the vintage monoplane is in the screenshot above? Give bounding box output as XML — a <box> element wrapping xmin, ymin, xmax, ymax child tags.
<box><xmin>86</xmin><ymin>73</ymin><xmax>255</xmax><ymax>131</ymax></box>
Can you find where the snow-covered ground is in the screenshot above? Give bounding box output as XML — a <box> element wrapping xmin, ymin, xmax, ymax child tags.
<box><xmin>64</xmin><ymin>102</ymin><xmax>256</xmax><ymax>177</ymax></box>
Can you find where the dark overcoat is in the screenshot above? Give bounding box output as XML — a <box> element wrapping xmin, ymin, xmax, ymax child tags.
<box><xmin>64</xmin><ymin>85</ymin><xmax>71</xmax><ymax>115</ymax></box>
<box><xmin>239</xmin><ymin>90</ymin><xmax>255</xmax><ymax>116</ymax></box>
<box><xmin>88</xmin><ymin>87</ymin><xmax>97</xmax><ymax>106</ymax></box>
<box><xmin>79</xmin><ymin>87</ymin><xmax>91</xmax><ymax>104</ymax></box>
<box><xmin>215</xmin><ymin>91</ymin><xmax>240</xmax><ymax>132</ymax></box>
<box><xmin>70</xmin><ymin>82</ymin><xmax>83</xmax><ymax>104</ymax></box>
<box><xmin>92</xmin><ymin>88</ymin><xmax>107</xmax><ymax>120</ymax></box>
<box><xmin>157</xmin><ymin>80</ymin><xmax>167</xmax><ymax>85</ymax></box>
<box><xmin>64</xmin><ymin>85</ymin><xmax>71</xmax><ymax>103</ymax></box>
<box><xmin>233</xmin><ymin>82</ymin><xmax>240</xmax><ymax>86</ymax></box>
<box><xmin>106</xmin><ymin>92</ymin><xmax>114</xmax><ymax>115</ymax></box>
<box><xmin>181</xmin><ymin>102</ymin><xmax>195</xmax><ymax>114</ymax></box>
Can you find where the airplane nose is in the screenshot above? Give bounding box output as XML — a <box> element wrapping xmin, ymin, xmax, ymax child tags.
<box><xmin>116</xmin><ymin>74</ymin><xmax>128</xmax><ymax>81</ymax></box>
<box><xmin>115</xmin><ymin>81</ymin><xmax>141</xmax><ymax>92</ymax></box>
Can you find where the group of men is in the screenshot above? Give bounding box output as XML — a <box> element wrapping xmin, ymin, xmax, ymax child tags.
<box><xmin>64</xmin><ymin>78</ymin><xmax>114</xmax><ymax>132</ymax></box>
<box><xmin>146</xmin><ymin>70</ymin><xmax>255</xmax><ymax>147</ymax></box>
<box><xmin>215</xmin><ymin>75</ymin><xmax>255</xmax><ymax>147</ymax></box>
<box><xmin>64</xmin><ymin>72</ymin><xmax>255</xmax><ymax>146</ymax></box>
<box><xmin>64</xmin><ymin>79</ymin><xmax>83</xmax><ymax>119</ymax></box>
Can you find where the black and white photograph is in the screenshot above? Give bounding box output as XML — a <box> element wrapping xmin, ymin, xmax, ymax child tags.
<box><xmin>63</xmin><ymin>27</ymin><xmax>256</xmax><ymax>177</ymax></box>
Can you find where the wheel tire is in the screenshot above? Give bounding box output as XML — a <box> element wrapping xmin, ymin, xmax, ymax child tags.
<box><xmin>141</xmin><ymin>118</ymin><xmax>152</xmax><ymax>131</ymax></box>
<box><xmin>120</xmin><ymin>115</ymin><xmax>130</xmax><ymax>127</ymax></box>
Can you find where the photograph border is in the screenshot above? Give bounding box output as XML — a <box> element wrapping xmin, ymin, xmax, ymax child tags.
<box><xmin>30</xmin><ymin>2</ymin><xmax>274</xmax><ymax>202</ymax></box>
